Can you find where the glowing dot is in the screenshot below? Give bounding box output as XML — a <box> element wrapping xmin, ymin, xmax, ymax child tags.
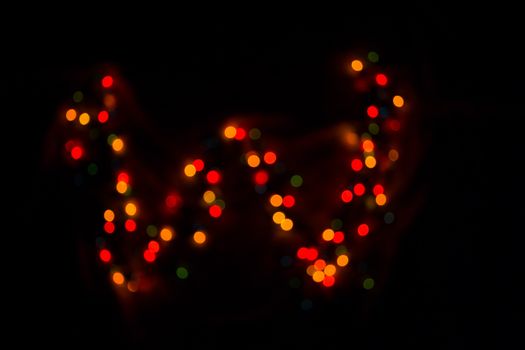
<box><xmin>112</xmin><ymin>272</ymin><xmax>125</xmax><ymax>285</ymax></box>
<box><xmin>368</xmin><ymin>51</ymin><xmax>379</xmax><ymax>62</ymax></box>
<box><xmin>363</xmin><ymin>277</ymin><xmax>375</xmax><ymax>290</ymax></box>
<box><xmin>272</xmin><ymin>211</ymin><xmax>285</xmax><ymax>224</ymax></box>
<box><xmin>104</xmin><ymin>209</ymin><xmax>115</xmax><ymax>222</ymax></box>
<box><xmin>203</xmin><ymin>190</ymin><xmax>216</xmax><ymax>204</ymax></box>
<box><xmin>101</xmin><ymin>75</ymin><xmax>114</xmax><ymax>88</ymax></box>
<box><xmin>65</xmin><ymin>109</ymin><xmax>77</xmax><ymax>121</ymax></box>
<box><xmin>112</xmin><ymin>138</ymin><xmax>124</xmax><ymax>152</ymax></box>
<box><xmin>193</xmin><ymin>159</ymin><xmax>205</xmax><ymax>172</ymax></box>
<box><xmin>71</xmin><ymin>146</ymin><xmax>83</xmax><ymax>160</ymax></box>
<box><xmin>193</xmin><ymin>231</ymin><xmax>207</xmax><ymax>244</ymax></box>
<box><xmin>107</xmin><ymin>133</ymin><xmax>116</xmax><ymax>145</ymax></box>
<box><xmin>254</xmin><ymin>170</ymin><xmax>269</xmax><ymax>185</ymax></box>
<box><xmin>335</xmin><ymin>246</ymin><xmax>348</xmax><ymax>256</ymax></box>
<box><xmin>269</xmin><ymin>194</ymin><xmax>283</xmax><ymax>207</ymax></box>
<box><xmin>103</xmin><ymin>222</ymin><xmax>115</xmax><ymax>234</ymax></box>
<box><xmin>117</xmin><ymin>172</ymin><xmax>129</xmax><ymax>183</ymax></box>
<box><xmin>99</xmin><ymin>249</ymin><xmax>111</xmax><ymax>263</ymax></box>
<box><xmin>314</xmin><ymin>259</ymin><xmax>326</xmax><ymax>270</ymax></box>
<box><xmin>147</xmin><ymin>225</ymin><xmax>158</xmax><ymax>237</ymax></box>
<box><xmin>144</xmin><ymin>249</ymin><xmax>156</xmax><ymax>263</ymax></box>
<box><xmin>282</xmin><ymin>195</ymin><xmax>295</xmax><ymax>208</ymax></box>
<box><xmin>209</xmin><ymin>204</ymin><xmax>222</xmax><ymax>218</ymax></box>
<box><xmin>322</xmin><ymin>229</ymin><xmax>335</xmax><ymax>241</ymax></box>
<box><xmin>206</xmin><ymin>170</ymin><xmax>221</xmax><ymax>184</ymax></box>
<box><xmin>247</xmin><ymin>153</ymin><xmax>261</xmax><ymax>168</ymax></box>
<box><xmin>235</xmin><ymin>127</ymin><xmax>246</xmax><ymax>140</ymax></box>
<box><xmin>116</xmin><ymin>181</ymin><xmax>128</xmax><ymax>194</ymax></box>
<box><xmin>176</xmin><ymin>267</ymin><xmax>189</xmax><ymax>279</ymax></box>
<box><xmin>351</xmin><ymin>59</ymin><xmax>363</xmax><ymax>72</ymax></box>
<box><xmin>297</xmin><ymin>247</ymin><xmax>309</xmax><ymax>259</ymax></box>
<box><xmin>375</xmin><ymin>73</ymin><xmax>388</xmax><ymax>86</ymax></box>
<box><xmin>224</xmin><ymin>126</ymin><xmax>237</xmax><ymax>139</ymax></box>
<box><xmin>357</xmin><ymin>223</ymin><xmax>369</xmax><ymax>236</ymax></box>
<box><xmin>127</xmin><ymin>282</ymin><xmax>138</xmax><ymax>292</ymax></box>
<box><xmin>160</xmin><ymin>227</ymin><xmax>174</xmax><ymax>241</ymax></box>
<box><xmin>333</xmin><ymin>231</ymin><xmax>345</xmax><ymax>243</ymax></box>
<box><xmin>341</xmin><ymin>189</ymin><xmax>353</xmax><ymax>203</ymax></box>
<box><xmin>306</xmin><ymin>265</ymin><xmax>316</xmax><ymax>276</ymax></box>
<box><xmin>249</xmin><ymin>128</ymin><xmax>261</xmax><ymax>140</ymax></box>
<box><xmin>306</xmin><ymin>248</ymin><xmax>318</xmax><ymax>261</ymax></box>
<box><xmin>214</xmin><ymin>199</ymin><xmax>226</xmax><ymax>209</ymax></box>
<box><xmin>125</xmin><ymin>202</ymin><xmax>137</xmax><ymax>216</ymax></box>
<box><xmin>337</xmin><ymin>255</ymin><xmax>349</xmax><ymax>267</ymax></box>
<box><xmin>98</xmin><ymin>111</ymin><xmax>109</xmax><ymax>123</ymax></box>
<box><xmin>104</xmin><ymin>94</ymin><xmax>116</xmax><ymax>109</ymax></box>
<box><xmin>312</xmin><ymin>271</ymin><xmax>325</xmax><ymax>283</ymax></box>
<box><xmin>73</xmin><ymin>91</ymin><xmax>83</xmax><ymax>103</ymax></box>
<box><xmin>290</xmin><ymin>175</ymin><xmax>303</xmax><ymax>187</ymax></box>
<box><xmin>263</xmin><ymin>151</ymin><xmax>277</xmax><ymax>165</ymax></box>
<box><xmin>77</xmin><ymin>113</ymin><xmax>90</xmax><ymax>126</ymax></box>
<box><xmin>362</xmin><ymin>140</ymin><xmax>375</xmax><ymax>152</ymax></box>
<box><xmin>393</xmin><ymin>95</ymin><xmax>405</xmax><ymax>108</ymax></box>
<box><xmin>351</xmin><ymin>159</ymin><xmax>363</xmax><ymax>172</ymax></box>
<box><xmin>323</xmin><ymin>276</ymin><xmax>335</xmax><ymax>287</ymax></box>
<box><xmin>387</xmin><ymin>119</ymin><xmax>401</xmax><ymax>131</ymax></box>
<box><xmin>389</xmin><ymin>149</ymin><xmax>399</xmax><ymax>161</ymax></box>
<box><xmin>165</xmin><ymin>193</ymin><xmax>180</xmax><ymax>209</ymax></box>
<box><xmin>367</xmin><ymin>105</ymin><xmax>379</xmax><ymax>118</ymax></box>
<box><xmin>345</xmin><ymin>131</ymin><xmax>359</xmax><ymax>147</ymax></box>
<box><xmin>280</xmin><ymin>218</ymin><xmax>293</xmax><ymax>231</ymax></box>
<box><xmin>365</xmin><ymin>156</ymin><xmax>377</xmax><ymax>168</ymax></box>
<box><xmin>125</xmin><ymin>219</ymin><xmax>136</xmax><ymax>232</ymax></box>
<box><xmin>376</xmin><ymin>193</ymin><xmax>387</xmax><ymax>206</ymax></box>
<box><xmin>184</xmin><ymin>164</ymin><xmax>197</xmax><ymax>177</ymax></box>
<box><xmin>354</xmin><ymin>183</ymin><xmax>365</xmax><ymax>196</ymax></box>
<box><xmin>324</xmin><ymin>264</ymin><xmax>336</xmax><ymax>276</ymax></box>
<box><xmin>373</xmin><ymin>184</ymin><xmax>384</xmax><ymax>195</ymax></box>
<box><xmin>331</xmin><ymin>219</ymin><xmax>343</xmax><ymax>230</ymax></box>
<box><xmin>148</xmin><ymin>241</ymin><xmax>160</xmax><ymax>253</ymax></box>
<box><xmin>369</xmin><ymin>123</ymin><xmax>380</xmax><ymax>135</ymax></box>
<box><xmin>384</xmin><ymin>212</ymin><xmax>395</xmax><ymax>224</ymax></box>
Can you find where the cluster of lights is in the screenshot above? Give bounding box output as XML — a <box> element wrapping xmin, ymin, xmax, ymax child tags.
<box><xmin>58</xmin><ymin>51</ymin><xmax>405</xmax><ymax>295</ymax></box>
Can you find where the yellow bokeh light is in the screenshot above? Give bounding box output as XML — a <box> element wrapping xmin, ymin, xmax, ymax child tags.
<box><xmin>280</xmin><ymin>218</ymin><xmax>293</xmax><ymax>231</ymax></box>
<box><xmin>351</xmin><ymin>59</ymin><xmax>363</xmax><ymax>72</ymax></box>
<box><xmin>224</xmin><ymin>126</ymin><xmax>237</xmax><ymax>139</ymax></box>
<box><xmin>193</xmin><ymin>231</ymin><xmax>207</xmax><ymax>244</ymax></box>
<box><xmin>104</xmin><ymin>209</ymin><xmax>115</xmax><ymax>222</ymax></box>
<box><xmin>393</xmin><ymin>95</ymin><xmax>405</xmax><ymax>107</ymax></box>
<box><xmin>322</xmin><ymin>229</ymin><xmax>335</xmax><ymax>241</ymax></box>
<box><xmin>365</xmin><ymin>156</ymin><xmax>377</xmax><ymax>168</ymax></box>
<box><xmin>337</xmin><ymin>255</ymin><xmax>349</xmax><ymax>267</ymax></box>
<box><xmin>306</xmin><ymin>265</ymin><xmax>316</xmax><ymax>276</ymax></box>
<box><xmin>112</xmin><ymin>272</ymin><xmax>125</xmax><ymax>285</ymax></box>
<box><xmin>65</xmin><ymin>109</ymin><xmax>77</xmax><ymax>121</ymax></box>
<box><xmin>160</xmin><ymin>227</ymin><xmax>174</xmax><ymax>241</ymax></box>
<box><xmin>125</xmin><ymin>202</ymin><xmax>137</xmax><ymax>216</ymax></box>
<box><xmin>246</xmin><ymin>153</ymin><xmax>261</xmax><ymax>168</ymax></box>
<box><xmin>272</xmin><ymin>211</ymin><xmax>285</xmax><ymax>224</ymax></box>
<box><xmin>79</xmin><ymin>113</ymin><xmax>90</xmax><ymax>125</ymax></box>
<box><xmin>116</xmin><ymin>181</ymin><xmax>128</xmax><ymax>194</ymax></box>
<box><xmin>376</xmin><ymin>193</ymin><xmax>387</xmax><ymax>206</ymax></box>
<box><xmin>184</xmin><ymin>164</ymin><xmax>197</xmax><ymax>177</ymax></box>
<box><xmin>324</xmin><ymin>264</ymin><xmax>337</xmax><ymax>276</ymax></box>
<box><xmin>112</xmin><ymin>138</ymin><xmax>124</xmax><ymax>152</ymax></box>
<box><xmin>388</xmin><ymin>149</ymin><xmax>399</xmax><ymax>162</ymax></box>
<box><xmin>312</xmin><ymin>271</ymin><xmax>325</xmax><ymax>283</ymax></box>
<box><xmin>203</xmin><ymin>190</ymin><xmax>216</xmax><ymax>204</ymax></box>
<box><xmin>269</xmin><ymin>194</ymin><xmax>283</xmax><ymax>207</ymax></box>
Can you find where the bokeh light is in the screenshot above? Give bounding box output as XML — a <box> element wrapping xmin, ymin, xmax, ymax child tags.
<box><xmin>193</xmin><ymin>231</ymin><xmax>207</xmax><ymax>244</ymax></box>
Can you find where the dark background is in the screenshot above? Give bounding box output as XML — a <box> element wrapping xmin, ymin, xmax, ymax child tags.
<box><xmin>7</xmin><ymin>4</ymin><xmax>511</xmax><ymax>348</ymax></box>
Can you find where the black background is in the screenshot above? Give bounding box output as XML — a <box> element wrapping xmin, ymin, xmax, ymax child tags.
<box><xmin>7</xmin><ymin>4</ymin><xmax>511</xmax><ymax>348</ymax></box>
